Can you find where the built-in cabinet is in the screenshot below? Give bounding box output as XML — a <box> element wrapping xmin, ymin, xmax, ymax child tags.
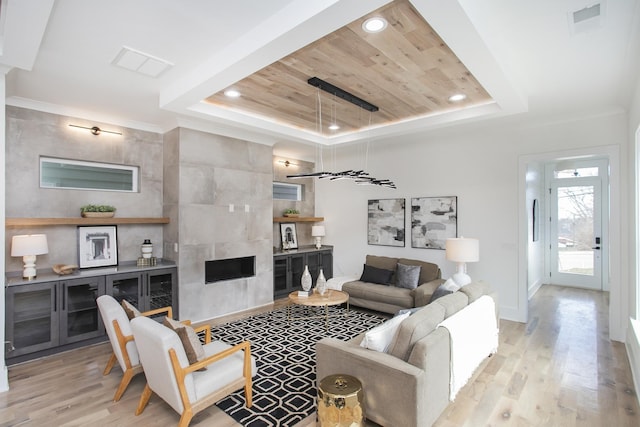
<box><xmin>5</xmin><ymin>263</ymin><xmax>177</xmax><ymax>364</ymax></box>
<box><xmin>273</xmin><ymin>246</ymin><xmax>332</xmax><ymax>298</ymax></box>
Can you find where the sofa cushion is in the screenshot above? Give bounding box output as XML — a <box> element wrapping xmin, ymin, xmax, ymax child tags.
<box><xmin>360</xmin><ymin>264</ymin><xmax>394</xmax><ymax>285</ymax></box>
<box><xmin>121</xmin><ymin>299</ymin><xmax>141</xmax><ymax>320</ymax></box>
<box><xmin>365</xmin><ymin>255</ymin><xmax>399</xmax><ymax>272</ymax></box>
<box><xmin>396</xmin><ymin>263</ymin><xmax>421</xmax><ymax>289</ymax></box>
<box><xmin>343</xmin><ymin>281</ymin><xmax>414</xmax><ymax>308</ymax></box>
<box><xmin>459</xmin><ymin>281</ymin><xmax>490</xmax><ymax>303</ymax></box>
<box><xmin>429</xmin><ymin>278</ymin><xmax>460</xmax><ymax>303</ymax></box>
<box><xmin>360</xmin><ymin>312</ymin><xmax>411</xmax><ymax>353</ymax></box>
<box><xmin>163</xmin><ymin>317</ymin><xmax>205</xmax><ymax>366</ymax></box>
<box><xmin>388</xmin><ymin>302</ymin><xmax>446</xmax><ymax>361</ymax></box>
<box><xmin>433</xmin><ymin>292</ymin><xmax>469</xmax><ymax>318</ymax></box>
<box><xmin>398</xmin><ymin>258</ymin><xmax>440</xmax><ymax>284</ymax></box>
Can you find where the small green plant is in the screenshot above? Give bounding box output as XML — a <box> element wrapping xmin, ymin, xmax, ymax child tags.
<box><xmin>283</xmin><ymin>208</ymin><xmax>299</xmax><ymax>215</ymax></box>
<box><xmin>80</xmin><ymin>204</ymin><xmax>116</xmax><ymax>213</ymax></box>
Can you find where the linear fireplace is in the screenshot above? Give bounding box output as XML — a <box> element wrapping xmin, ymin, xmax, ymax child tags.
<box><xmin>205</xmin><ymin>256</ymin><xmax>255</xmax><ymax>283</ymax></box>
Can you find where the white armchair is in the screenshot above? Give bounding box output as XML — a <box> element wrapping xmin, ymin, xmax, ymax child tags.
<box><xmin>97</xmin><ymin>295</ymin><xmax>200</xmax><ymax>401</ymax></box>
<box><xmin>130</xmin><ymin>315</ymin><xmax>256</xmax><ymax>427</ymax></box>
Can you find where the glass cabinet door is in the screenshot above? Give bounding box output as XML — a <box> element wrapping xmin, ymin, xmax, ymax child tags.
<box><xmin>6</xmin><ymin>282</ymin><xmax>58</xmax><ymax>357</ymax></box>
<box><xmin>290</xmin><ymin>254</ymin><xmax>305</xmax><ymax>292</ymax></box>
<box><xmin>147</xmin><ymin>268</ymin><xmax>176</xmax><ymax>319</ymax></box>
<box><xmin>106</xmin><ymin>272</ymin><xmax>143</xmax><ymax>309</ymax></box>
<box><xmin>60</xmin><ymin>276</ymin><xmax>105</xmax><ymax>344</ymax></box>
<box><xmin>273</xmin><ymin>256</ymin><xmax>289</xmax><ymax>297</ymax></box>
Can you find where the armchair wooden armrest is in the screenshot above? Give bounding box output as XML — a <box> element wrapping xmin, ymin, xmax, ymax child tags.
<box><xmin>192</xmin><ymin>324</ymin><xmax>212</xmax><ymax>344</ymax></box>
<box><xmin>141</xmin><ymin>306</ymin><xmax>173</xmax><ymax>319</ymax></box>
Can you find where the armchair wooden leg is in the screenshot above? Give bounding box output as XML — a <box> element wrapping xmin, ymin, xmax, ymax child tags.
<box><xmin>245</xmin><ymin>378</ymin><xmax>253</xmax><ymax>408</ymax></box>
<box><xmin>113</xmin><ymin>369</ymin><xmax>135</xmax><ymax>402</ymax></box>
<box><xmin>178</xmin><ymin>409</ymin><xmax>193</xmax><ymax>427</ymax></box>
<box><xmin>135</xmin><ymin>384</ymin><xmax>153</xmax><ymax>416</ymax></box>
<box><xmin>103</xmin><ymin>353</ymin><xmax>117</xmax><ymax>376</ymax></box>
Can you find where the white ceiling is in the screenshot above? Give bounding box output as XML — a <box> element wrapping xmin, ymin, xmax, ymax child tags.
<box><xmin>2</xmin><ymin>0</ymin><xmax>639</xmax><ymax>158</ymax></box>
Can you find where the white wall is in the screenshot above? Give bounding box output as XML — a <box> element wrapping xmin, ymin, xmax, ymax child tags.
<box><xmin>526</xmin><ymin>162</ymin><xmax>545</xmax><ymax>298</ymax></box>
<box><xmin>316</xmin><ymin>111</ymin><xmax>629</xmax><ymax>324</ymax></box>
<box><xmin>627</xmin><ymin>69</ymin><xmax>640</xmax><ymax>406</ymax></box>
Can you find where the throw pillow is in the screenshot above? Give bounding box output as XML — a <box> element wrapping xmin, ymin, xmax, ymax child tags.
<box><xmin>395</xmin><ymin>263</ymin><xmax>421</xmax><ymax>289</ymax></box>
<box><xmin>163</xmin><ymin>317</ymin><xmax>206</xmax><ymax>367</ymax></box>
<box><xmin>359</xmin><ymin>264</ymin><xmax>394</xmax><ymax>285</ymax></box>
<box><xmin>360</xmin><ymin>312</ymin><xmax>410</xmax><ymax>353</ymax></box>
<box><xmin>429</xmin><ymin>277</ymin><xmax>461</xmax><ymax>303</ymax></box>
<box><xmin>395</xmin><ymin>306</ymin><xmax>423</xmax><ymax>316</ymax></box>
<box><xmin>121</xmin><ymin>299</ymin><xmax>141</xmax><ymax>320</ymax></box>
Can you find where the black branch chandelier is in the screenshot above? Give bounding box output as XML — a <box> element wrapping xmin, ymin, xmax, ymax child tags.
<box><xmin>285</xmin><ymin>77</ymin><xmax>397</xmax><ymax>189</ymax></box>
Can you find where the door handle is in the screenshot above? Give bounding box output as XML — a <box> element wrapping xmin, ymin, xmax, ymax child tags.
<box><xmin>592</xmin><ymin>246</ymin><xmax>601</xmax><ymax>250</ymax></box>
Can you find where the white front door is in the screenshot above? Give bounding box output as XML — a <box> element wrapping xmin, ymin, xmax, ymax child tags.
<box><xmin>549</xmin><ymin>177</ymin><xmax>602</xmax><ymax>289</ymax></box>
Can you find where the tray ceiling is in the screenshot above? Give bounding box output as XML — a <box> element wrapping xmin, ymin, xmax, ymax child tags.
<box><xmin>204</xmin><ymin>0</ymin><xmax>492</xmax><ymax>137</ymax></box>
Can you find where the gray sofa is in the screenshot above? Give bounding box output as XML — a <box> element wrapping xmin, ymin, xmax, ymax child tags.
<box><xmin>316</xmin><ymin>281</ymin><xmax>498</xmax><ymax>427</ymax></box>
<box><xmin>342</xmin><ymin>255</ymin><xmax>445</xmax><ymax>314</ymax></box>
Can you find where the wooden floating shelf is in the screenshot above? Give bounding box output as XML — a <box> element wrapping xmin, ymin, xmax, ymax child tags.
<box><xmin>273</xmin><ymin>217</ymin><xmax>324</xmax><ymax>223</ymax></box>
<box><xmin>6</xmin><ymin>217</ymin><xmax>170</xmax><ymax>227</ymax></box>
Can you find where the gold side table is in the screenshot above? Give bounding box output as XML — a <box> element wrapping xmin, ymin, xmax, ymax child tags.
<box><xmin>318</xmin><ymin>374</ymin><xmax>364</xmax><ymax>426</ymax></box>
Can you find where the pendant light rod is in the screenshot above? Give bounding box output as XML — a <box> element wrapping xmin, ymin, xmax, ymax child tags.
<box><xmin>308</xmin><ymin>77</ymin><xmax>379</xmax><ymax>112</ymax></box>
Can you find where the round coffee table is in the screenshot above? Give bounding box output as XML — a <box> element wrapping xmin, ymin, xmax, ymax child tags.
<box><xmin>287</xmin><ymin>290</ymin><xmax>349</xmax><ymax>331</ymax></box>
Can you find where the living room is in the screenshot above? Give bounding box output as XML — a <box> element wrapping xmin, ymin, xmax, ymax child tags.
<box><xmin>1</xmin><ymin>0</ymin><xmax>640</xmax><ymax>426</ymax></box>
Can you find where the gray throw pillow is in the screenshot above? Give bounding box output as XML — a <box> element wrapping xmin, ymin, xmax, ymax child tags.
<box><xmin>429</xmin><ymin>283</ymin><xmax>454</xmax><ymax>303</ymax></box>
<box><xmin>360</xmin><ymin>264</ymin><xmax>394</xmax><ymax>285</ymax></box>
<box><xmin>396</xmin><ymin>263</ymin><xmax>421</xmax><ymax>289</ymax></box>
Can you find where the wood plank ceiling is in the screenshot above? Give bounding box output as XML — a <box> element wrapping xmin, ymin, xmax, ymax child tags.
<box><xmin>204</xmin><ymin>0</ymin><xmax>492</xmax><ymax>137</ymax></box>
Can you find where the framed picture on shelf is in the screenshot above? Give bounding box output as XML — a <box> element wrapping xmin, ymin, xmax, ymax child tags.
<box><xmin>78</xmin><ymin>225</ymin><xmax>118</xmax><ymax>268</ymax></box>
<box><xmin>410</xmin><ymin>196</ymin><xmax>457</xmax><ymax>249</ymax></box>
<box><xmin>280</xmin><ymin>223</ymin><xmax>298</xmax><ymax>249</ymax></box>
<box><xmin>367</xmin><ymin>198</ymin><xmax>406</xmax><ymax>247</ymax></box>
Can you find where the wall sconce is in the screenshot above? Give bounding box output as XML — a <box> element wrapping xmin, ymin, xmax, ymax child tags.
<box><xmin>445</xmin><ymin>237</ymin><xmax>479</xmax><ymax>287</ymax></box>
<box><xmin>68</xmin><ymin>124</ymin><xmax>122</xmax><ymax>136</ymax></box>
<box><xmin>11</xmin><ymin>234</ymin><xmax>49</xmax><ymax>279</ymax></box>
<box><xmin>278</xmin><ymin>160</ymin><xmax>298</xmax><ymax>167</ymax></box>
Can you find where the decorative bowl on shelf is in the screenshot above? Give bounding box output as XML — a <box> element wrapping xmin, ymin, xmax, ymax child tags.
<box><xmin>53</xmin><ymin>264</ymin><xmax>78</xmax><ymax>275</ymax></box>
<box><xmin>283</xmin><ymin>213</ymin><xmax>299</xmax><ymax>217</ymax></box>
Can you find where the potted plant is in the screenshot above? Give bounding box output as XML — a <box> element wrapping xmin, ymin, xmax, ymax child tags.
<box><xmin>80</xmin><ymin>204</ymin><xmax>117</xmax><ymax>218</ymax></box>
<box><xmin>283</xmin><ymin>208</ymin><xmax>300</xmax><ymax>218</ymax></box>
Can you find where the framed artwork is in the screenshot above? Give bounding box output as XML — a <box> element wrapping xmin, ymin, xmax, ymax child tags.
<box><xmin>367</xmin><ymin>198</ymin><xmax>405</xmax><ymax>247</ymax></box>
<box><xmin>411</xmin><ymin>196</ymin><xmax>457</xmax><ymax>249</ymax></box>
<box><xmin>532</xmin><ymin>198</ymin><xmax>539</xmax><ymax>242</ymax></box>
<box><xmin>280</xmin><ymin>223</ymin><xmax>298</xmax><ymax>249</ymax></box>
<box><xmin>78</xmin><ymin>225</ymin><xmax>118</xmax><ymax>268</ymax></box>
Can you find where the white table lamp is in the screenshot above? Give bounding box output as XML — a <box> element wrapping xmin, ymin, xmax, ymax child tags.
<box><xmin>445</xmin><ymin>237</ymin><xmax>479</xmax><ymax>287</ymax></box>
<box><xmin>312</xmin><ymin>226</ymin><xmax>326</xmax><ymax>249</ymax></box>
<box><xmin>11</xmin><ymin>234</ymin><xmax>49</xmax><ymax>279</ymax></box>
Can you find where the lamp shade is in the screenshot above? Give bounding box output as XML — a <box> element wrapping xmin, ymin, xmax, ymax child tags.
<box><xmin>312</xmin><ymin>226</ymin><xmax>326</xmax><ymax>237</ymax></box>
<box><xmin>445</xmin><ymin>237</ymin><xmax>479</xmax><ymax>263</ymax></box>
<box><xmin>11</xmin><ymin>234</ymin><xmax>49</xmax><ymax>256</ymax></box>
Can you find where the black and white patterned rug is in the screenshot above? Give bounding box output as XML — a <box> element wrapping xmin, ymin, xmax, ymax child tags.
<box><xmin>211</xmin><ymin>305</ymin><xmax>386</xmax><ymax>427</ymax></box>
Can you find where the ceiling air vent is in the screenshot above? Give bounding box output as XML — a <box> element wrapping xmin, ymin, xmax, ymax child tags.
<box><xmin>569</xmin><ymin>2</ymin><xmax>605</xmax><ymax>34</ymax></box>
<box><xmin>111</xmin><ymin>46</ymin><xmax>173</xmax><ymax>78</ymax></box>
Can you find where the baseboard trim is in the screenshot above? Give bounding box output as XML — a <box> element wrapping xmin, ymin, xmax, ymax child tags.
<box><xmin>626</xmin><ymin>318</ymin><xmax>640</xmax><ymax>407</ymax></box>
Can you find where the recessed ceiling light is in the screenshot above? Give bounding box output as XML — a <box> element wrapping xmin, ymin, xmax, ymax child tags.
<box><xmin>224</xmin><ymin>89</ymin><xmax>241</xmax><ymax>98</ymax></box>
<box><xmin>448</xmin><ymin>94</ymin><xmax>467</xmax><ymax>102</ymax></box>
<box><xmin>362</xmin><ymin>17</ymin><xmax>387</xmax><ymax>33</ymax></box>
<box><xmin>329</xmin><ymin>124</ymin><xmax>340</xmax><ymax>131</ymax></box>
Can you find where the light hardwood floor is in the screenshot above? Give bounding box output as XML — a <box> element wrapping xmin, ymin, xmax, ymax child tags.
<box><xmin>0</xmin><ymin>285</ymin><xmax>637</xmax><ymax>426</ymax></box>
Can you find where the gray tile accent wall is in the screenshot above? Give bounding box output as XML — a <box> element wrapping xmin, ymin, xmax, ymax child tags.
<box><xmin>5</xmin><ymin>106</ymin><xmax>164</xmax><ymax>271</ymax></box>
<box><xmin>167</xmin><ymin>128</ymin><xmax>273</xmax><ymax>321</ymax></box>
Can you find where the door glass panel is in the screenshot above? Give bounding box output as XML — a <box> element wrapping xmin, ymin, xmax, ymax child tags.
<box><xmin>557</xmin><ymin>185</ymin><xmax>594</xmax><ymax>276</ymax></box>
<box><xmin>66</xmin><ymin>283</ymin><xmax>100</xmax><ymax>338</ymax></box>
<box><xmin>111</xmin><ymin>277</ymin><xmax>140</xmax><ymax>308</ymax></box>
<box><xmin>13</xmin><ymin>289</ymin><xmax>53</xmax><ymax>348</ymax></box>
<box><xmin>149</xmin><ymin>273</ymin><xmax>173</xmax><ymax>312</ymax></box>
<box><xmin>274</xmin><ymin>258</ymin><xmax>288</xmax><ymax>293</ymax></box>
